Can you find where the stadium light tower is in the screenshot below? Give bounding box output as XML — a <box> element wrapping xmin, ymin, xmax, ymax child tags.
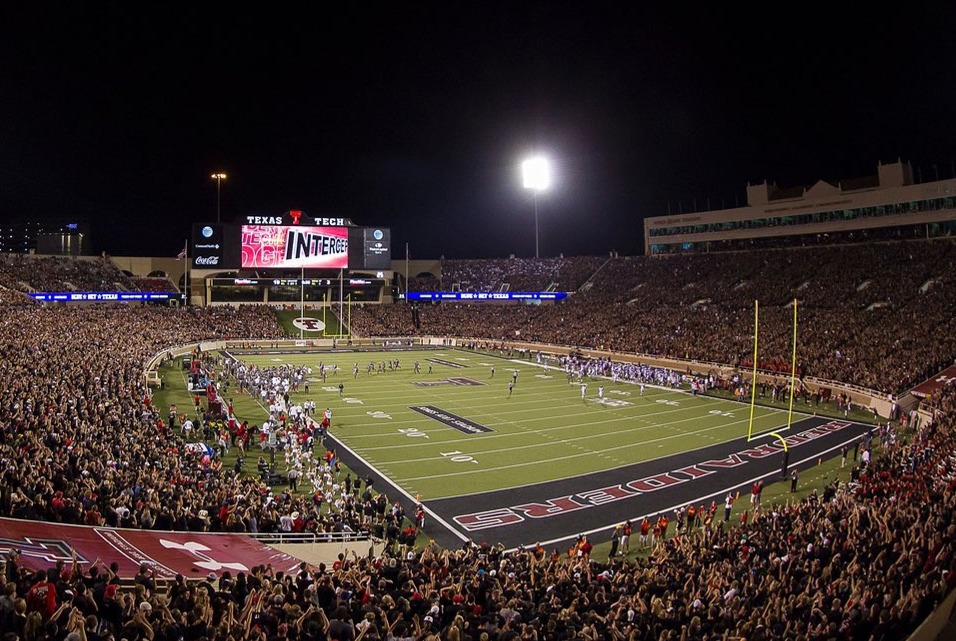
<box><xmin>210</xmin><ymin>172</ymin><xmax>227</xmax><ymax>223</ymax></box>
<box><xmin>522</xmin><ymin>156</ymin><xmax>550</xmax><ymax>258</ymax></box>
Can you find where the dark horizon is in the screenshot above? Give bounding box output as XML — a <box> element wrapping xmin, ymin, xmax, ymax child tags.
<box><xmin>3</xmin><ymin>4</ymin><xmax>956</xmax><ymax>259</ymax></box>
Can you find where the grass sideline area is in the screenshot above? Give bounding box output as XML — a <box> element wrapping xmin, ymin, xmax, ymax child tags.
<box><xmin>272</xmin><ymin>308</ymin><xmax>347</xmax><ymax>337</ymax></box>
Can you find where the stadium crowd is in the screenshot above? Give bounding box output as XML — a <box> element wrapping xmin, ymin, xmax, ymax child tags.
<box><xmin>437</xmin><ymin>257</ymin><xmax>606</xmax><ymax>294</ymax></box>
<box><xmin>1</xmin><ymin>396</ymin><xmax>954</xmax><ymax>641</ymax></box>
<box><xmin>130</xmin><ymin>277</ymin><xmax>179</xmax><ymax>294</ymax></box>
<box><xmin>0</xmin><ymin>254</ymin><xmax>137</xmax><ymax>294</ymax></box>
<box><xmin>358</xmin><ymin>240</ymin><xmax>956</xmax><ymax>395</ymax></box>
<box><xmin>0</xmin><ymin>246</ymin><xmax>954</xmax><ymax>640</ymax></box>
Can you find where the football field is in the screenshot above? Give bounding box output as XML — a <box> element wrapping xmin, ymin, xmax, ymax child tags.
<box><xmin>227</xmin><ymin>347</ymin><xmax>869</xmax><ymax>548</ymax></box>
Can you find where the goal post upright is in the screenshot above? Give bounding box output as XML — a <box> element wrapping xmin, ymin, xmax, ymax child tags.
<box><xmin>786</xmin><ymin>298</ymin><xmax>798</xmax><ymax>429</ymax></box>
<box><xmin>747</xmin><ymin>297</ymin><xmax>800</xmax><ymax>442</ymax></box>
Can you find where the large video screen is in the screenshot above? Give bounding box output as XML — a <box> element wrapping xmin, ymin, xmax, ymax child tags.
<box><xmin>241</xmin><ymin>225</ymin><xmax>348</xmax><ymax>269</ymax></box>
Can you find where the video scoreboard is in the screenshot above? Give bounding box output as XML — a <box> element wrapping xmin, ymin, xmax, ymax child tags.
<box><xmin>191</xmin><ymin>212</ymin><xmax>391</xmax><ymax>271</ymax></box>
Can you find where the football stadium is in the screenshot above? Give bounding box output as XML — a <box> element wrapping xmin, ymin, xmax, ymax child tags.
<box><xmin>2</xmin><ymin>163</ymin><xmax>956</xmax><ymax>641</ymax></box>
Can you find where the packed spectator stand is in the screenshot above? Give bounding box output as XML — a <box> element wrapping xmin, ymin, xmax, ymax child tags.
<box><xmin>0</xmin><ymin>242</ymin><xmax>954</xmax><ymax>641</ymax></box>
<box><xmin>130</xmin><ymin>277</ymin><xmax>179</xmax><ymax>294</ymax></box>
<box><xmin>0</xmin><ymin>254</ymin><xmax>138</xmax><ymax>294</ymax></box>
<box><xmin>438</xmin><ymin>257</ymin><xmax>606</xmax><ymax>294</ymax></box>
<box><xmin>386</xmin><ymin>240</ymin><xmax>956</xmax><ymax>395</ymax></box>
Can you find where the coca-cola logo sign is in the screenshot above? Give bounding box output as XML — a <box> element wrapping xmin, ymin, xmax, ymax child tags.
<box><xmin>194</xmin><ymin>255</ymin><xmax>220</xmax><ymax>266</ymax></box>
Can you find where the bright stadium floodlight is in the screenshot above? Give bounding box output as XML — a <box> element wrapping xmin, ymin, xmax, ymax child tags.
<box><xmin>522</xmin><ymin>156</ymin><xmax>550</xmax><ymax>258</ymax></box>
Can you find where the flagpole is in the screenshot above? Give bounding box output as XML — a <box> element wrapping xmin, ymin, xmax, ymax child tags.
<box><xmin>300</xmin><ymin>264</ymin><xmax>304</xmax><ymax>340</ymax></box>
<box><xmin>405</xmin><ymin>243</ymin><xmax>409</xmax><ymax>297</ymax></box>
<box><xmin>184</xmin><ymin>239</ymin><xmax>189</xmax><ymax>307</ymax></box>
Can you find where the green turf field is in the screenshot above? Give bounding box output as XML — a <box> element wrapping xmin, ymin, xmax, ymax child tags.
<box><xmin>272</xmin><ymin>309</ymin><xmax>346</xmax><ymax>336</ymax></box>
<box><xmin>206</xmin><ymin>347</ymin><xmax>817</xmax><ymax>503</ymax></box>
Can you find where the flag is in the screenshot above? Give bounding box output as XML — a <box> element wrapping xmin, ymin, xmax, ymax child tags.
<box><xmin>184</xmin><ymin>442</ymin><xmax>214</xmax><ymax>457</ymax></box>
<box><xmin>176</xmin><ymin>245</ymin><xmax>187</xmax><ymax>260</ymax></box>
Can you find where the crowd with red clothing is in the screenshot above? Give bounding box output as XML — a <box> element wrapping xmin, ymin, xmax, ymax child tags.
<box><xmin>3</xmin><ymin>405</ymin><xmax>954</xmax><ymax>641</ymax></box>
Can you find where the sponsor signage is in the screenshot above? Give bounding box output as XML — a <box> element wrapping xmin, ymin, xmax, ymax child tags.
<box><xmin>407</xmin><ymin>292</ymin><xmax>568</xmax><ymax>301</ymax></box>
<box><xmin>191</xmin><ymin>223</ymin><xmax>232</xmax><ymax>269</ymax></box>
<box><xmin>357</xmin><ymin>227</ymin><xmax>391</xmax><ymax>270</ymax></box>
<box><xmin>30</xmin><ymin>292</ymin><xmax>173</xmax><ymax>302</ymax></box>
<box><xmin>223</xmin><ymin>278</ymin><xmax>334</xmax><ymax>287</ymax></box>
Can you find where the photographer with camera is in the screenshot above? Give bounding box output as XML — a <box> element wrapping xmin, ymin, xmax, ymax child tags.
<box><xmin>3</xmin><ymin>548</ymin><xmax>21</xmax><ymax>583</ymax></box>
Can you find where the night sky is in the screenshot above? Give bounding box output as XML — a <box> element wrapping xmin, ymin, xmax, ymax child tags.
<box><xmin>3</xmin><ymin>3</ymin><xmax>956</xmax><ymax>259</ymax></box>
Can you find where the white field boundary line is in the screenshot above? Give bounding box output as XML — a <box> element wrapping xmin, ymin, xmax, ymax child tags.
<box><xmin>321</xmin><ymin>431</ymin><xmax>472</xmax><ymax>545</ymax></box>
<box><xmin>323</xmin><ymin>380</ymin><xmax>807</xmax><ymax>429</ymax></box>
<box><xmin>355</xmin><ymin>404</ymin><xmax>747</xmax><ymax>450</ymax></box>
<box><xmin>517</xmin><ymin>358</ymin><xmax>815</xmax><ymax>416</ymax></box>
<box><xmin>226</xmin><ymin>358</ymin><xmax>796</xmax><ymax>472</ymax></box>
<box><xmin>225</xmin><ymin>359</ymin><xmax>473</xmax><ymax>544</ymax></box>
<box><xmin>381</xmin><ymin>411</ymin><xmax>812</xmax><ymax>489</ymax></box>
<box><xmin>238</xmin><ymin>352</ymin><xmax>790</xmax><ymax>422</ymax></box>
<box><xmin>340</xmin><ymin>397</ymin><xmax>785</xmax><ymax>452</ymax></box>
<box><xmin>326</xmin><ymin>391</ymin><xmax>797</xmax><ymax>492</ymax></box>
<box><xmin>334</xmin><ymin>383</ymin><xmax>791</xmax><ymax>433</ymax></box>
<box><xmin>228</xmin><ymin>353</ymin><xmax>829</xmax><ymax>541</ymax></box>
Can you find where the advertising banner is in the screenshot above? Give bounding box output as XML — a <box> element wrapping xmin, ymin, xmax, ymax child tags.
<box><xmin>241</xmin><ymin>225</ymin><xmax>348</xmax><ymax>269</ymax></box>
<box><xmin>191</xmin><ymin>223</ymin><xmax>227</xmax><ymax>269</ymax></box>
